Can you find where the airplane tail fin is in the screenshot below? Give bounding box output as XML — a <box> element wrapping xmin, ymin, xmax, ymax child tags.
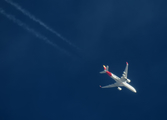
<box><xmin>99</xmin><ymin>65</ymin><xmax>109</xmax><ymax>74</ymax></box>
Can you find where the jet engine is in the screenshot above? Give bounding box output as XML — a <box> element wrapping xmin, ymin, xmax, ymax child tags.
<box><xmin>127</xmin><ymin>79</ymin><xmax>131</xmax><ymax>83</ymax></box>
<box><xmin>118</xmin><ymin>87</ymin><xmax>122</xmax><ymax>91</ymax></box>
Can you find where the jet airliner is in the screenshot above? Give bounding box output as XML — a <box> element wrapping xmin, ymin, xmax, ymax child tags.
<box><xmin>99</xmin><ymin>62</ymin><xmax>137</xmax><ymax>93</ymax></box>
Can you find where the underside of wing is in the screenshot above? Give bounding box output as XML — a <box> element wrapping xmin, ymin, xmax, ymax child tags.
<box><xmin>121</xmin><ymin>62</ymin><xmax>129</xmax><ymax>82</ymax></box>
<box><xmin>100</xmin><ymin>83</ymin><xmax>120</xmax><ymax>88</ymax></box>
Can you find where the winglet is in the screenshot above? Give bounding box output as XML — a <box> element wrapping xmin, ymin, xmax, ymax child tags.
<box><xmin>99</xmin><ymin>85</ymin><xmax>101</xmax><ymax>88</ymax></box>
<box><xmin>126</xmin><ymin>62</ymin><xmax>128</xmax><ymax>65</ymax></box>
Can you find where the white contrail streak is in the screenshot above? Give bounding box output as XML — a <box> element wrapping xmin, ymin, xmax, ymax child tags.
<box><xmin>0</xmin><ymin>8</ymin><xmax>71</xmax><ymax>56</ymax></box>
<box><xmin>4</xmin><ymin>0</ymin><xmax>79</xmax><ymax>50</ymax></box>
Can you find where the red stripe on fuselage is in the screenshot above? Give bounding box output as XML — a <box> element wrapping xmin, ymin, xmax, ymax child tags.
<box><xmin>106</xmin><ymin>71</ymin><xmax>112</xmax><ymax>77</ymax></box>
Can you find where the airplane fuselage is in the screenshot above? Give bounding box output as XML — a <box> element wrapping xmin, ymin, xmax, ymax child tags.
<box><xmin>107</xmin><ymin>71</ymin><xmax>136</xmax><ymax>93</ymax></box>
<box><xmin>122</xmin><ymin>82</ymin><xmax>137</xmax><ymax>93</ymax></box>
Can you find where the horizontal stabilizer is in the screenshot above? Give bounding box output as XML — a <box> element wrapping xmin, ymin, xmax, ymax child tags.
<box><xmin>99</xmin><ymin>71</ymin><xmax>106</xmax><ymax>74</ymax></box>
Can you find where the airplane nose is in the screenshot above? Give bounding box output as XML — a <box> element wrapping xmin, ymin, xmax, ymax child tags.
<box><xmin>133</xmin><ymin>89</ymin><xmax>137</xmax><ymax>93</ymax></box>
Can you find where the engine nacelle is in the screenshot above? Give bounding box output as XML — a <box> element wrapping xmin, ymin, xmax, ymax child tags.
<box><xmin>118</xmin><ymin>87</ymin><xmax>122</xmax><ymax>91</ymax></box>
<box><xmin>127</xmin><ymin>79</ymin><xmax>131</xmax><ymax>83</ymax></box>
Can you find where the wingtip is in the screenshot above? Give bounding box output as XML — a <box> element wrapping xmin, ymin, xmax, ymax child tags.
<box><xmin>99</xmin><ymin>85</ymin><xmax>101</xmax><ymax>88</ymax></box>
<box><xmin>126</xmin><ymin>62</ymin><xmax>128</xmax><ymax>65</ymax></box>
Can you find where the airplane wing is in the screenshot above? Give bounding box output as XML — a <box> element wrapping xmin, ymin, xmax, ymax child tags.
<box><xmin>120</xmin><ymin>62</ymin><xmax>129</xmax><ymax>82</ymax></box>
<box><xmin>100</xmin><ymin>82</ymin><xmax>120</xmax><ymax>88</ymax></box>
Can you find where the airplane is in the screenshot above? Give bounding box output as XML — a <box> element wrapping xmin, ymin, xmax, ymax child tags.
<box><xmin>99</xmin><ymin>62</ymin><xmax>137</xmax><ymax>93</ymax></box>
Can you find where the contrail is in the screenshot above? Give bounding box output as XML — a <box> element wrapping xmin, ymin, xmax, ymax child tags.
<box><xmin>0</xmin><ymin>7</ymin><xmax>71</xmax><ymax>56</ymax></box>
<box><xmin>4</xmin><ymin>0</ymin><xmax>79</xmax><ymax>50</ymax></box>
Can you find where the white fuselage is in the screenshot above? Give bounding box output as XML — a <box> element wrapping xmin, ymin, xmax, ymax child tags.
<box><xmin>110</xmin><ymin>73</ymin><xmax>137</xmax><ymax>93</ymax></box>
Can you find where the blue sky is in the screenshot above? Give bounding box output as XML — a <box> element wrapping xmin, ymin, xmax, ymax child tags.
<box><xmin>0</xmin><ymin>0</ymin><xmax>167</xmax><ymax>120</ymax></box>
